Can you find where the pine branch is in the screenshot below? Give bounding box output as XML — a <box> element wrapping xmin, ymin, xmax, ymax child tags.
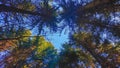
<box><xmin>0</xmin><ymin>4</ymin><xmax>42</xmax><ymax>16</ymax></box>
<box><xmin>83</xmin><ymin>0</ymin><xmax>120</xmax><ymax>13</ymax></box>
<box><xmin>0</xmin><ymin>36</ymin><xmax>42</xmax><ymax>41</ymax></box>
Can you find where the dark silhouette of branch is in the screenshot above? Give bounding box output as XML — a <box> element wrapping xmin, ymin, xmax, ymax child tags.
<box><xmin>0</xmin><ymin>4</ymin><xmax>42</xmax><ymax>16</ymax></box>
<box><xmin>81</xmin><ymin>0</ymin><xmax>120</xmax><ymax>13</ymax></box>
<box><xmin>77</xmin><ymin>18</ymin><xmax>120</xmax><ymax>37</ymax></box>
<box><xmin>79</xmin><ymin>41</ymin><xmax>116</xmax><ymax>67</ymax></box>
<box><xmin>0</xmin><ymin>36</ymin><xmax>42</xmax><ymax>41</ymax></box>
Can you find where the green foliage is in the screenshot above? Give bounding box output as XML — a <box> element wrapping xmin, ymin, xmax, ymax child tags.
<box><xmin>17</xmin><ymin>2</ymin><xmax>35</xmax><ymax>11</ymax></box>
<box><xmin>73</xmin><ymin>32</ymin><xmax>92</xmax><ymax>41</ymax></box>
<box><xmin>3</xmin><ymin>34</ymin><xmax>58</xmax><ymax>68</ymax></box>
<box><xmin>20</xmin><ymin>30</ymin><xmax>32</xmax><ymax>41</ymax></box>
<box><xmin>70</xmin><ymin>31</ymin><xmax>120</xmax><ymax>67</ymax></box>
<box><xmin>34</xmin><ymin>37</ymin><xmax>54</xmax><ymax>59</ymax></box>
<box><xmin>59</xmin><ymin>43</ymin><xmax>95</xmax><ymax>68</ymax></box>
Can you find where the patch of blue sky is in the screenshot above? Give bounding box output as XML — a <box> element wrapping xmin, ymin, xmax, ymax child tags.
<box><xmin>0</xmin><ymin>50</ymin><xmax>10</xmax><ymax>61</ymax></box>
<box><xmin>32</xmin><ymin>25</ymin><xmax>69</xmax><ymax>50</ymax></box>
<box><xmin>46</xmin><ymin>32</ymin><xmax>69</xmax><ymax>50</ymax></box>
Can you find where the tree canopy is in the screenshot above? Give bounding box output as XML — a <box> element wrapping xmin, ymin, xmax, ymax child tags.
<box><xmin>0</xmin><ymin>0</ymin><xmax>120</xmax><ymax>68</ymax></box>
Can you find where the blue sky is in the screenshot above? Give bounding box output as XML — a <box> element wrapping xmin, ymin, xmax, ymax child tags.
<box><xmin>32</xmin><ymin>26</ymin><xmax>69</xmax><ymax>50</ymax></box>
<box><xmin>46</xmin><ymin>32</ymin><xmax>69</xmax><ymax>50</ymax></box>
